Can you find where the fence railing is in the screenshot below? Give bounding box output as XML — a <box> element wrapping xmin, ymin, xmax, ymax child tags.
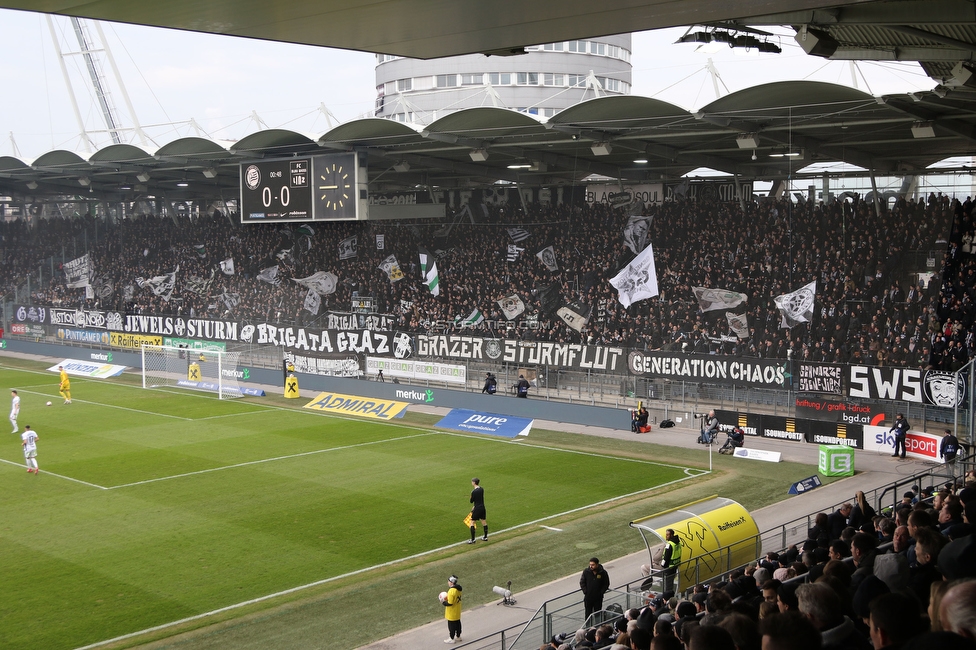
<box><xmin>450</xmin><ymin>456</ymin><xmax>975</xmax><ymax>650</ymax></box>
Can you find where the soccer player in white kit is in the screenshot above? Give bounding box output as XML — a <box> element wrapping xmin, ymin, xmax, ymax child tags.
<box><xmin>10</xmin><ymin>389</ymin><xmax>20</xmax><ymax>433</ymax></box>
<box><xmin>22</xmin><ymin>425</ymin><xmax>39</xmax><ymax>474</ymax></box>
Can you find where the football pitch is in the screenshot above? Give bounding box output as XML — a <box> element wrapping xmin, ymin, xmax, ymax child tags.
<box><xmin>0</xmin><ymin>362</ymin><xmax>704</xmax><ymax>650</ymax></box>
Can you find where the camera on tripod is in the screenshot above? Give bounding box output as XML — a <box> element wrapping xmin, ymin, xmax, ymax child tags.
<box><xmin>694</xmin><ymin>413</ymin><xmax>708</xmax><ymax>419</ymax></box>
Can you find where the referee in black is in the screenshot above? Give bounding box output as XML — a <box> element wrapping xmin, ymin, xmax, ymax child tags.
<box><xmin>468</xmin><ymin>478</ymin><xmax>488</xmax><ymax>543</ymax></box>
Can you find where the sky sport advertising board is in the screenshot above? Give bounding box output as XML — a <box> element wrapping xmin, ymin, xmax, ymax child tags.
<box><xmin>862</xmin><ymin>425</ymin><xmax>945</xmax><ymax>463</ymax></box>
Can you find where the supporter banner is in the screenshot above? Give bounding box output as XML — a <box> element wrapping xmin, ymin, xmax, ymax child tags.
<box><xmin>283</xmin><ymin>350</ymin><xmax>361</xmax><ymax>377</ymax></box>
<box><xmin>365</xmin><ymin>356</ymin><xmax>467</xmax><ymax>385</ymax></box>
<box><xmin>325</xmin><ymin>312</ymin><xmax>397</xmax><ymax>331</ymax></box>
<box><xmin>109</xmin><ymin>332</ymin><xmax>163</xmax><ymax>349</ymax></box>
<box><xmin>863</xmin><ymin>425</ymin><xmax>944</xmax><ymax>463</ymax></box>
<box><xmin>10</xmin><ymin>323</ymin><xmax>46</xmax><ymax>337</ymax></box>
<box><xmin>47</xmin><ymin>308</ymin><xmax>123</xmax><ymax>330</ymax></box>
<box><xmin>629</xmin><ymin>351</ymin><xmax>788</xmax><ymax>389</ymax></box>
<box><xmin>13</xmin><ymin>305</ymin><xmax>47</xmax><ymax>324</ymax></box>
<box><xmin>48</xmin><ymin>359</ymin><xmax>126</xmax><ymax>378</ymax></box>
<box><xmin>302</xmin><ymin>392</ymin><xmax>409</xmax><ymax>419</ymax></box>
<box><xmin>585</xmin><ymin>184</ymin><xmax>663</xmax><ymax>206</ymax></box>
<box><xmin>794</xmin><ymin>396</ymin><xmax>888</xmax><ymax>426</ymax></box>
<box><xmin>416</xmin><ymin>335</ymin><xmax>625</xmax><ymax>371</ymax></box>
<box><xmin>56</xmin><ymin>328</ymin><xmax>111</xmax><ymax>345</ymax></box>
<box><xmin>797</xmin><ymin>363</ymin><xmax>843</xmax><ymax>395</ymax></box>
<box><xmin>435</xmin><ymin>409</ymin><xmax>533</xmax><ymax>437</ymax></box>
<box><xmin>848</xmin><ymin>365</ymin><xmax>967</xmax><ymax>408</ymax></box>
<box><xmin>665</xmin><ymin>180</ymin><xmax>753</xmax><ymax>202</ymax></box>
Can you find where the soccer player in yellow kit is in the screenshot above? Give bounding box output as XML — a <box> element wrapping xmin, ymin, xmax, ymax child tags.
<box><xmin>58</xmin><ymin>366</ymin><xmax>72</xmax><ymax>404</ymax></box>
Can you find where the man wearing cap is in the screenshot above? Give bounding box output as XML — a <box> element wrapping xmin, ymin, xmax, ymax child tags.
<box><xmin>890</xmin><ymin>413</ymin><xmax>910</xmax><ymax>459</ymax></box>
<box><xmin>441</xmin><ymin>575</ymin><xmax>463</xmax><ymax>644</ymax></box>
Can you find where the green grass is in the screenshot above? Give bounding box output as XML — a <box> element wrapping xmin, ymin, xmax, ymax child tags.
<box><xmin>0</xmin><ymin>361</ymin><xmax>701</xmax><ymax>650</ymax></box>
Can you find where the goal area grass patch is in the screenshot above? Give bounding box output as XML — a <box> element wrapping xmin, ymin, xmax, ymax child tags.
<box><xmin>0</xmin><ymin>363</ymin><xmax>700</xmax><ymax>650</ymax></box>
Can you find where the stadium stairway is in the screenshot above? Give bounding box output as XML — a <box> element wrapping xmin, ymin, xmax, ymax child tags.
<box><xmin>358</xmin><ymin>404</ymin><xmax>927</xmax><ymax>650</ymax></box>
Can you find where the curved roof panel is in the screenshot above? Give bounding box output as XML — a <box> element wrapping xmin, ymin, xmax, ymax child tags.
<box><xmin>551</xmin><ymin>95</ymin><xmax>692</xmax><ymax>128</ymax></box>
<box><xmin>426</xmin><ymin>107</ymin><xmax>547</xmax><ymax>138</ymax></box>
<box><xmin>88</xmin><ymin>144</ymin><xmax>156</xmax><ymax>163</ymax></box>
<box><xmin>156</xmin><ymin>137</ymin><xmax>231</xmax><ymax>158</ymax></box>
<box><xmin>31</xmin><ymin>150</ymin><xmax>89</xmax><ymax>169</ymax></box>
<box><xmin>231</xmin><ymin>129</ymin><xmax>316</xmax><ymax>155</ymax></box>
<box><xmin>321</xmin><ymin>118</ymin><xmax>424</xmax><ymax>147</ymax></box>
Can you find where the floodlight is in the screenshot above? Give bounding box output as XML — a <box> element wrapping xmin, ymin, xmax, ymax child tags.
<box><xmin>78</xmin><ymin>177</ymin><xmax>91</xmax><ymax>187</ymax></box>
<box><xmin>736</xmin><ymin>133</ymin><xmax>760</xmax><ymax>149</ymax></box>
<box><xmin>136</xmin><ymin>172</ymin><xmax>151</xmax><ymax>182</ymax></box>
<box><xmin>911</xmin><ymin>122</ymin><xmax>935</xmax><ymax>139</ymax></box>
<box><xmin>393</xmin><ymin>161</ymin><xmax>410</xmax><ymax>172</ymax></box>
<box><xmin>202</xmin><ymin>167</ymin><xmax>218</xmax><ymax>179</ymax></box>
<box><xmin>26</xmin><ymin>181</ymin><xmax>38</xmax><ymax>190</ymax></box>
<box><xmin>590</xmin><ymin>142</ymin><xmax>612</xmax><ymax>156</ymax></box>
<box><xmin>469</xmin><ymin>149</ymin><xmax>489</xmax><ymax>162</ymax></box>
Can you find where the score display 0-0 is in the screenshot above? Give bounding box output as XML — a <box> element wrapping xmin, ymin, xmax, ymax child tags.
<box><xmin>240</xmin><ymin>153</ymin><xmax>363</xmax><ymax>222</ymax></box>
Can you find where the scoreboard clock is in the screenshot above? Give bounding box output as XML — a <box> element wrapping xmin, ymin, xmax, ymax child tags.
<box><xmin>240</xmin><ymin>153</ymin><xmax>365</xmax><ymax>223</ymax></box>
<box><xmin>312</xmin><ymin>153</ymin><xmax>358</xmax><ymax>220</ymax></box>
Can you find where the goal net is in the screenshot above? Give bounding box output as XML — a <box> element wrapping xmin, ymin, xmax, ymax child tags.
<box><xmin>141</xmin><ymin>344</ymin><xmax>244</xmax><ymax>399</ymax></box>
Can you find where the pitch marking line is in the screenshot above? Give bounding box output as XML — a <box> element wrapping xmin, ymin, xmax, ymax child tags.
<box><xmin>13</xmin><ymin>388</ymin><xmax>193</xmax><ymax>421</ymax></box>
<box><xmin>74</xmin><ymin>469</ymin><xmax>704</xmax><ymax>650</ymax></box>
<box><xmin>0</xmin><ymin>457</ymin><xmax>108</xmax><ymax>489</ymax></box>
<box><xmin>106</xmin><ymin>432</ymin><xmax>435</xmax><ymax>489</ymax></box>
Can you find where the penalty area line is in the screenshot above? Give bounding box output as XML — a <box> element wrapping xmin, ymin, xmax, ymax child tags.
<box><xmin>0</xmin><ymin>457</ymin><xmax>108</xmax><ymax>490</ymax></box>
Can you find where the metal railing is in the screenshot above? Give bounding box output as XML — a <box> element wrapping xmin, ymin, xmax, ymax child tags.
<box><xmin>450</xmin><ymin>456</ymin><xmax>975</xmax><ymax>650</ymax></box>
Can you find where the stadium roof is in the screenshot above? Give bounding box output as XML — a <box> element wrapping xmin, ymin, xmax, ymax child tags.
<box><xmin>1</xmin><ymin>80</ymin><xmax>973</xmax><ymax>204</ymax></box>
<box><xmin>0</xmin><ymin>0</ymin><xmax>904</xmax><ymax>61</ymax></box>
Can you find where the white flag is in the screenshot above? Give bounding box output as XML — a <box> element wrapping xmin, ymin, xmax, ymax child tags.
<box><xmin>507</xmin><ymin>227</ymin><xmax>531</xmax><ymax>242</ymax></box>
<box><xmin>378</xmin><ymin>254</ymin><xmax>404</xmax><ymax>282</ymax></box>
<box><xmin>303</xmin><ymin>288</ymin><xmax>321</xmax><ymax>315</ymax></box>
<box><xmin>622</xmin><ymin>215</ymin><xmax>650</xmax><ymax>255</ymax></box>
<box><xmin>609</xmin><ymin>243</ymin><xmax>659</xmax><ymax>308</ymax></box>
<box><xmin>774</xmin><ymin>280</ymin><xmax>817</xmax><ymax>328</ymax></box>
<box><xmin>497</xmin><ymin>294</ymin><xmax>525</xmax><ymax>320</ymax></box>
<box><xmin>257</xmin><ymin>265</ymin><xmax>281</xmax><ymax>286</ymax></box>
<box><xmin>293</xmin><ymin>271</ymin><xmax>338</xmax><ymax>295</ymax></box>
<box><xmin>727</xmin><ymin>312</ymin><xmax>750</xmax><ymax>339</ymax></box>
<box><xmin>136</xmin><ymin>267</ymin><xmax>178</xmax><ymax>301</ymax></box>
<box><xmin>221</xmin><ymin>291</ymin><xmax>241</xmax><ymax>311</ymax></box>
<box><xmin>692</xmin><ymin>287</ymin><xmax>748</xmax><ymax>313</ymax></box>
<box><xmin>338</xmin><ymin>235</ymin><xmax>358</xmax><ymax>260</ymax></box>
<box><xmin>64</xmin><ymin>253</ymin><xmax>92</xmax><ymax>288</ymax></box>
<box><xmin>536</xmin><ymin>246</ymin><xmax>559</xmax><ymax>271</ymax></box>
<box><xmin>507</xmin><ymin>244</ymin><xmax>524</xmax><ymax>262</ymax></box>
<box><xmin>219</xmin><ymin>258</ymin><xmax>235</xmax><ymax>275</ymax></box>
<box><xmin>376</xmin><ymin>234</ymin><xmax>385</xmax><ymax>250</ymax></box>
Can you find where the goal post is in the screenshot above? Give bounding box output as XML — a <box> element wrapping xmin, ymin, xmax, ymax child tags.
<box><xmin>141</xmin><ymin>344</ymin><xmax>244</xmax><ymax>399</ymax></box>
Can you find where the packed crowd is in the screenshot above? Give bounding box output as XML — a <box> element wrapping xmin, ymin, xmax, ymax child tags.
<box><xmin>1</xmin><ymin>191</ymin><xmax>968</xmax><ymax>370</ymax></box>
<box><xmin>557</xmin><ymin>471</ymin><xmax>976</xmax><ymax>650</ymax></box>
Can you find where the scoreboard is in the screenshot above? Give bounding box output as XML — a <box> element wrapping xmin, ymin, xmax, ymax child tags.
<box><xmin>240</xmin><ymin>152</ymin><xmax>366</xmax><ymax>223</ymax></box>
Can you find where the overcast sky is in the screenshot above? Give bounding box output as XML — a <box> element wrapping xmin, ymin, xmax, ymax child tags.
<box><xmin>0</xmin><ymin>9</ymin><xmax>935</xmax><ymax>160</ymax></box>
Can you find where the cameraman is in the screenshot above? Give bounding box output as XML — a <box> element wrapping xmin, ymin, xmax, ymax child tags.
<box><xmin>698</xmin><ymin>409</ymin><xmax>719</xmax><ymax>444</ymax></box>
